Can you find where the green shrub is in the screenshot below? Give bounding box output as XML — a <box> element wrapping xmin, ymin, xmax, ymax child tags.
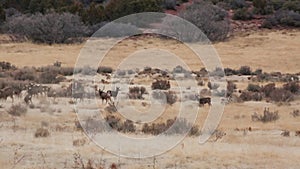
<box><xmin>0</xmin><ymin>4</ymin><xmax>5</xmax><ymax>23</ymax></box>
<box><xmin>233</xmin><ymin>8</ymin><xmax>253</xmax><ymax>20</ymax></box>
<box><xmin>104</xmin><ymin>0</ymin><xmax>162</xmax><ymax>21</ymax></box>
<box><xmin>282</xmin><ymin>1</ymin><xmax>300</xmax><ymax>13</ymax></box>
<box><xmin>81</xmin><ymin>3</ymin><xmax>104</xmax><ymax>25</ymax></box>
<box><xmin>269</xmin><ymin>0</ymin><xmax>285</xmax><ymax>10</ymax></box>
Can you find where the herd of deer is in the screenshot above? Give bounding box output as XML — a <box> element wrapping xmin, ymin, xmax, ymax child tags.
<box><xmin>0</xmin><ymin>83</ymin><xmax>50</xmax><ymax>105</ymax></box>
<box><xmin>0</xmin><ymin>82</ymin><xmax>211</xmax><ymax>107</ymax></box>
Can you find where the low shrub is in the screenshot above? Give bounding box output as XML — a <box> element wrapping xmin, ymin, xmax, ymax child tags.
<box><xmin>252</xmin><ymin>108</ymin><xmax>279</xmax><ymax>122</ymax></box>
<box><xmin>94</xmin><ymin>22</ymin><xmax>142</xmax><ymax>38</ymax></box>
<box><xmin>261</xmin><ymin>83</ymin><xmax>276</xmax><ymax>97</ymax></box>
<box><xmin>291</xmin><ymin>109</ymin><xmax>300</xmax><ymax>118</ymax></box>
<box><xmin>173</xmin><ymin>65</ymin><xmax>186</xmax><ymax>73</ymax></box>
<box><xmin>239</xmin><ymin>66</ymin><xmax>252</xmax><ymax>75</ymax></box>
<box><xmin>247</xmin><ymin>84</ymin><xmax>261</xmax><ymax>92</ymax></box>
<box><xmin>262</xmin><ymin>10</ymin><xmax>300</xmax><ymax>28</ymax></box>
<box><xmin>269</xmin><ymin>88</ymin><xmax>293</xmax><ymax>102</ymax></box>
<box><xmin>233</xmin><ymin>8</ymin><xmax>253</xmax><ymax>20</ymax></box>
<box><xmin>120</xmin><ymin>120</ymin><xmax>136</xmax><ymax>133</ymax></box>
<box><xmin>227</xmin><ymin>81</ymin><xmax>237</xmax><ymax>97</ymax></box>
<box><xmin>73</xmin><ymin>138</ymin><xmax>86</xmax><ymax>147</ymax></box>
<box><xmin>164</xmin><ymin>91</ymin><xmax>177</xmax><ymax>105</ymax></box>
<box><xmin>34</xmin><ymin>128</ymin><xmax>50</xmax><ymax>137</ymax></box>
<box><xmin>282</xmin><ymin>0</ymin><xmax>300</xmax><ymax>13</ymax></box>
<box><xmin>39</xmin><ymin>71</ymin><xmax>60</xmax><ymax>84</ymax></box>
<box><xmin>97</xmin><ymin>66</ymin><xmax>113</xmax><ymax>74</ymax></box>
<box><xmin>209</xmin><ymin>67</ymin><xmax>225</xmax><ymax>77</ymax></box>
<box><xmin>84</xmin><ymin>118</ymin><xmax>106</xmax><ymax>133</ymax></box>
<box><xmin>281</xmin><ymin>130</ymin><xmax>290</xmax><ymax>137</ymax></box>
<box><xmin>163</xmin><ymin>0</ymin><xmax>177</xmax><ymax>10</ymax></box>
<box><xmin>179</xmin><ymin>1</ymin><xmax>230</xmax><ymax>42</ymax></box>
<box><xmin>0</xmin><ymin>61</ymin><xmax>16</xmax><ymax>70</ymax></box>
<box><xmin>3</xmin><ymin>12</ymin><xmax>89</xmax><ymax>44</ymax></box>
<box><xmin>151</xmin><ymin>80</ymin><xmax>170</xmax><ymax>90</ymax></box>
<box><xmin>224</xmin><ymin>67</ymin><xmax>239</xmax><ymax>76</ymax></box>
<box><xmin>208</xmin><ymin>82</ymin><xmax>220</xmax><ymax>90</ymax></box>
<box><xmin>230</xmin><ymin>0</ymin><xmax>247</xmax><ymax>9</ymax></box>
<box><xmin>128</xmin><ymin>86</ymin><xmax>147</xmax><ymax>99</ymax></box>
<box><xmin>240</xmin><ymin>91</ymin><xmax>263</xmax><ymax>101</ymax></box>
<box><xmin>13</xmin><ymin>67</ymin><xmax>37</xmax><ymax>81</ymax></box>
<box><xmin>142</xmin><ymin>118</ymin><xmax>195</xmax><ymax>136</ymax></box>
<box><xmin>283</xmin><ymin>81</ymin><xmax>299</xmax><ymax>94</ymax></box>
<box><xmin>7</xmin><ymin>104</ymin><xmax>27</xmax><ymax>116</ymax></box>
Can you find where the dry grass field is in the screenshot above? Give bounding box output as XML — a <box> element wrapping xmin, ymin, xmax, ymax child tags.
<box><xmin>0</xmin><ymin>29</ymin><xmax>299</xmax><ymax>169</ymax></box>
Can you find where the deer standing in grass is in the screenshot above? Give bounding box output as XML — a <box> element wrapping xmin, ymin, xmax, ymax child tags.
<box><xmin>98</xmin><ymin>86</ymin><xmax>112</xmax><ymax>104</ymax></box>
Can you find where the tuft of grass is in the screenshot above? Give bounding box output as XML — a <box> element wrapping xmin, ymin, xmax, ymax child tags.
<box><xmin>7</xmin><ymin>104</ymin><xmax>27</xmax><ymax>116</ymax></box>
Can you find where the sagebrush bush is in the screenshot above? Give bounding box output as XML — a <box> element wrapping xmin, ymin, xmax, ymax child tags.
<box><xmin>283</xmin><ymin>81</ymin><xmax>299</xmax><ymax>94</ymax></box>
<box><xmin>247</xmin><ymin>84</ymin><xmax>261</xmax><ymax>92</ymax></box>
<box><xmin>269</xmin><ymin>88</ymin><xmax>293</xmax><ymax>102</ymax></box>
<box><xmin>81</xmin><ymin>66</ymin><xmax>97</xmax><ymax>75</ymax></box>
<box><xmin>227</xmin><ymin>81</ymin><xmax>237</xmax><ymax>97</ymax></box>
<box><xmin>239</xmin><ymin>66</ymin><xmax>252</xmax><ymax>75</ymax></box>
<box><xmin>179</xmin><ymin>1</ymin><xmax>229</xmax><ymax>42</ymax></box>
<box><xmin>252</xmin><ymin>108</ymin><xmax>279</xmax><ymax>123</ymax></box>
<box><xmin>97</xmin><ymin>66</ymin><xmax>113</xmax><ymax>74</ymax></box>
<box><xmin>164</xmin><ymin>91</ymin><xmax>177</xmax><ymax>105</ymax></box>
<box><xmin>262</xmin><ymin>10</ymin><xmax>300</xmax><ymax>28</ymax></box>
<box><xmin>291</xmin><ymin>109</ymin><xmax>300</xmax><ymax>118</ymax></box>
<box><xmin>151</xmin><ymin>80</ymin><xmax>170</xmax><ymax>90</ymax></box>
<box><xmin>13</xmin><ymin>67</ymin><xmax>37</xmax><ymax>81</ymax></box>
<box><xmin>224</xmin><ymin>68</ymin><xmax>238</xmax><ymax>76</ymax></box>
<box><xmin>142</xmin><ymin>118</ymin><xmax>196</xmax><ymax>136</ymax></box>
<box><xmin>261</xmin><ymin>83</ymin><xmax>276</xmax><ymax>97</ymax></box>
<box><xmin>7</xmin><ymin>104</ymin><xmax>27</xmax><ymax>116</ymax></box>
<box><xmin>39</xmin><ymin>71</ymin><xmax>60</xmax><ymax>84</ymax></box>
<box><xmin>128</xmin><ymin>86</ymin><xmax>147</xmax><ymax>99</ymax></box>
<box><xmin>240</xmin><ymin>91</ymin><xmax>263</xmax><ymax>101</ymax></box>
<box><xmin>4</xmin><ymin>12</ymin><xmax>89</xmax><ymax>44</ymax></box>
<box><xmin>34</xmin><ymin>128</ymin><xmax>50</xmax><ymax>138</ymax></box>
<box><xmin>0</xmin><ymin>61</ymin><xmax>16</xmax><ymax>70</ymax></box>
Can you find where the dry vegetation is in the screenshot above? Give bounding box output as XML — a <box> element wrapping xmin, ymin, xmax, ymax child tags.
<box><xmin>0</xmin><ymin>29</ymin><xmax>299</xmax><ymax>168</ymax></box>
